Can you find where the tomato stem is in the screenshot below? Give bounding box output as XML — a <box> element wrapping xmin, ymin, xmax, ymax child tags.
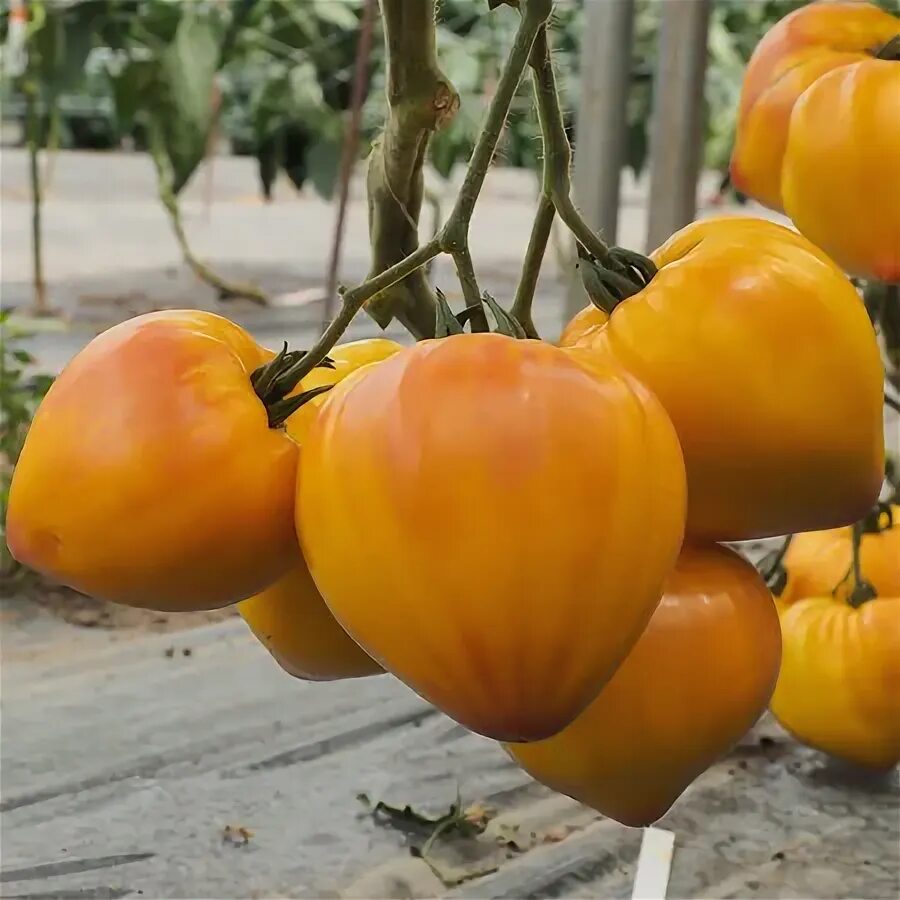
<box><xmin>364</xmin><ymin>0</ymin><xmax>457</xmax><ymax>338</ymax></box>
<box><xmin>847</xmin><ymin>521</ymin><xmax>878</xmax><ymax>608</ymax></box>
<box><xmin>527</xmin><ymin>25</ymin><xmax>657</xmax><ymax>314</ymax></box>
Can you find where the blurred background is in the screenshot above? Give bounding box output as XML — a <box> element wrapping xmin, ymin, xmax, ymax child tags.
<box><xmin>0</xmin><ymin>0</ymin><xmax>818</xmax><ymax>343</ymax></box>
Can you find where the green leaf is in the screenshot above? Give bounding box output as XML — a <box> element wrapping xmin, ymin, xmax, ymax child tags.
<box><xmin>306</xmin><ymin>133</ymin><xmax>341</xmax><ymax>200</ymax></box>
<box><xmin>158</xmin><ymin>10</ymin><xmax>223</xmax><ymax>193</ymax></box>
<box><xmin>311</xmin><ymin>0</ymin><xmax>360</xmax><ymax>31</ymax></box>
<box><xmin>12</xmin><ymin>350</ymin><xmax>34</xmax><ymax>365</ymax></box>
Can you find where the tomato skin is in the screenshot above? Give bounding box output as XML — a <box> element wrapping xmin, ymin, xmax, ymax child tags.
<box><xmin>782</xmin><ymin>60</ymin><xmax>900</xmax><ymax>281</ymax></box>
<box><xmin>558</xmin><ymin>306</ymin><xmax>608</xmax><ymax>348</ymax></box>
<box><xmin>781</xmin><ymin>507</ymin><xmax>900</xmax><ymax>606</ymax></box>
<box><xmin>6</xmin><ymin>311</ymin><xmax>299</xmax><ymax>611</ymax></box>
<box><xmin>298</xmin><ymin>334</ymin><xmax>687</xmax><ymax>742</ymax></box>
<box><xmin>239</xmin><ymin>339</ymin><xmax>400</xmax><ymax>680</ymax></box>
<box><xmin>284</xmin><ymin>338</ymin><xmax>403</xmax><ymax>441</ymax></box>
<box><xmin>238</xmin><ymin>564</ymin><xmax>382</xmax><ymax>680</ymax></box>
<box><xmin>506</xmin><ymin>545</ymin><xmax>781</xmax><ymax>827</ymax></box>
<box><xmin>772</xmin><ymin>595</ymin><xmax>900</xmax><ymax>769</ymax></box>
<box><xmin>730</xmin><ymin>1</ymin><xmax>898</xmax><ymax>214</ymax></box>
<box><xmin>585</xmin><ymin>217</ymin><xmax>884</xmax><ymax>542</ymax></box>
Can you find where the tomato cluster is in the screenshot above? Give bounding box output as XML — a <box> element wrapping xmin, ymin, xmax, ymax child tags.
<box><xmin>6</xmin><ymin>0</ymin><xmax>898</xmax><ymax>830</ymax></box>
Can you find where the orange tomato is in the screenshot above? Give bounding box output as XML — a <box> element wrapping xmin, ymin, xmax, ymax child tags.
<box><xmin>238</xmin><ymin>339</ymin><xmax>401</xmax><ymax>680</ymax></box>
<box><xmin>584</xmin><ymin>217</ymin><xmax>884</xmax><ymax>542</ymax></box>
<box><xmin>782</xmin><ymin>58</ymin><xmax>900</xmax><ymax>281</ymax></box>
<box><xmin>772</xmin><ymin>594</ymin><xmax>900</xmax><ymax>769</ymax></box>
<box><xmin>283</xmin><ymin>338</ymin><xmax>403</xmax><ymax>440</ymax></box>
<box><xmin>507</xmin><ymin>544</ymin><xmax>781</xmax><ymax>827</ymax></box>
<box><xmin>731</xmin><ymin>1</ymin><xmax>898</xmax><ymax>215</ymax></box>
<box><xmin>780</xmin><ymin>506</ymin><xmax>900</xmax><ymax>605</ymax></box>
<box><xmin>298</xmin><ymin>334</ymin><xmax>686</xmax><ymax>742</ymax></box>
<box><xmin>238</xmin><ymin>564</ymin><xmax>382</xmax><ymax>680</ymax></box>
<box><xmin>6</xmin><ymin>311</ymin><xmax>299</xmax><ymax>611</ymax></box>
<box><xmin>558</xmin><ymin>305</ymin><xmax>608</xmax><ymax>348</ymax></box>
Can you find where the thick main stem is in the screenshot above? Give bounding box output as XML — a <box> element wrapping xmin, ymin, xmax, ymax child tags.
<box><xmin>288</xmin><ymin>0</ymin><xmax>553</xmax><ymax>371</ymax></box>
<box><xmin>364</xmin><ymin>0</ymin><xmax>457</xmax><ymax>337</ymax></box>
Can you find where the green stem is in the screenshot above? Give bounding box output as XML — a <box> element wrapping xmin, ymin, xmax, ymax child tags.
<box><xmin>24</xmin><ymin>82</ymin><xmax>48</xmax><ymax>315</ymax></box>
<box><xmin>450</xmin><ymin>247</ymin><xmax>489</xmax><ymax>330</ymax></box>
<box><xmin>151</xmin><ymin>135</ymin><xmax>269</xmax><ymax>305</ymax></box>
<box><xmin>528</xmin><ymin>27</ymin><xmax>612</xmax><ymax>265</ymax></box>
<box><xmin>439</xmin><ymin>0</ymin><xmax>552</xmax><ymax>254</ymax></box>
<box><xmin>294</xmin><ymin>0</ymin><xmax>552</xmax><ymax>362</ymax></box>
<box><xmin>847</xmin><ymin>521</ymin><xmax>877</xmax><ymax>607</ymax></box>
<box><xmin>511</xmin><ymin>195</ymin><xmax>554</xmax><ymax>338</ymax></box>
<box><xmin>276</xmin><ymin>239</ymin><xmax>443</xmax><ymax>385</ymax></box>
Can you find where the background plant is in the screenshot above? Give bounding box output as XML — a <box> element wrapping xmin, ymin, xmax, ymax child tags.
<box><xmin>0</xmin><ymin>312</ymin><xmax>53</xmax><ymax>579</ymax></box>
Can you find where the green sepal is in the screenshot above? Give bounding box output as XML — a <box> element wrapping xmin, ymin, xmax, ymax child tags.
<box><xmin>266</xmin><ymin>384</ymin><xmax>334</xmax><ymax>429</ymax></box>
<box><xmin>434</xmin><ymin>287</ymin><xmax>464</xmax><ymax>337</ymax></box>
<box><xmin>482</xmin><ymin>291</ymin><xmax>527</xmax><ymax>339</ymax></box>
<box><xmin>456</xmin><ymin>304</ymin><xmax>489</xmax><ymax>332</ymax></box>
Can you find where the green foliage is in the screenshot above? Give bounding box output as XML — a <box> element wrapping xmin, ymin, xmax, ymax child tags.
<box><xmin>0</xmin><ymin>313</ymin><xmax>53</xmax><ymax>579</ymax></box>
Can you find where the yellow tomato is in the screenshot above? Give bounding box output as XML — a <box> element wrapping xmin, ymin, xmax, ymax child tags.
<box><xmin>558</xmin><ymin>305</ymin><xmax>608</xmax><ymax>348</ymax></box>
<box><xmin>239</xmin><ymin>339</ymin><xmax>400</xmax><ymax>680</ymax></box>
<box><xmin>298</xmin><ymin>334</ymin><xmax>686</xmax><ymax>742</ymax></box>
<box><xmin>782</xmin><ymin>59</ymin><xmax>900</xmax><ymax>281</ymax></box>
<box><xmin>7</xmin><ymin>311</ymin><xmax>299</xmax><ymax>611</ymax></box>
<box><xmin>507</xmin><ymin>544</ymin><xmax>781</xmax><ymax>827</ymax></box>
<box><xmin>730</xmin><ymin>1</ymin><xmax>898</xmax><ymax>215</ymax></box>
<box><xmin>284</xmin><ymin>338</ymin><xmax>403</xmax><ymax>441</ymax></box>
<box><xmin>585</xmin><ymin>217</ymin><xmax>884</xmax><ymax>542</ymax></box>
<box><xmin>772</xmin><ymin>595</ymin><xmax>900</xmax><ymax>769</ymax></box>
<box><xmin>238</xmin><ymin>564</ymin><xmax>382</xmax><ymax>680</ymax></box>
<box><xmin>781</xmin><ymin>506</ymin><xmax>900</xmax><ymax>605</ymax></box>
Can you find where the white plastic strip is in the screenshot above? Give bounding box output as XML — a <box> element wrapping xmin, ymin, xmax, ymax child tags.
<box><xmin>632</xmin><ymin>826</ymin><xmax>675</xmax><ymax>900</ymax></box>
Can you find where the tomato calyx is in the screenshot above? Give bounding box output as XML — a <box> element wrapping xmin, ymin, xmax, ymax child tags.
<box><xmin>434</xmin><ymin>287</ymin><xmax>527</xmax><ymax>339</ymax></box>
<box><xmin>839</xmin><ymin>502</ymin><xmax>895</xmax><ymax>608</ymax></box>
<box><xmin>576</xmin><ymin>243</ymin><xmax>657</xmax><ymax>315</ymax></box>
<box><xmin>251</xmin><ymin>343</ymin><xmax>337</xmax><ymax>428</ymax></box>
<box><xmin>874</xmin><ymin>34</ymin><xmax>900</xmax><ymax>60</ymax></box>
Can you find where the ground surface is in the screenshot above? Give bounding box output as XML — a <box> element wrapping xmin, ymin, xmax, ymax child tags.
<box><xmin>2</xmin><ymin>150</ymin><xmax>899</xmax><ymax>899</ymax></box>
<box><xmin>2</xmin><ymin>613</ymin><xmax>899</xmax><ymax>900</ymax></box>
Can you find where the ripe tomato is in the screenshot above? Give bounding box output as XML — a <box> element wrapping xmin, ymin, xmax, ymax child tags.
<box><xmin>772</xmin><ymin>594</ymin><xmax>900</xmax><ymax>769</ymax></box>
<box><xmin>558</xmin><ymin>305</ymin><xmax>608</xmax><ymax>348</ymax></box>
<box><xmin>583</xmin><ymin>217</ymin><xmax>884</xmax><ymax>542</ymax></box>
<box><xmin>780</xmin><ymin>506</ymin><xmax>900</xmax><ymax>605</ymax></box>
<box><xmin>298</xmin><ymin>334</ymin><xmax>686</xmax><ymax>742</ymax></box>
<box><xmin>238</xmin><ymin>339</ymin><xmax>400</xmax><ymax>680</ymax></box>
<box><xmin>6</xmin><ymin>311</ymin><xmax>299</xmax><ymax>611</ymax></box>
<box><xmin>731</xmin><ymin>1</ymin><xmax>898</xmax><ymax>215</ymax></box>
<box><xmin>782</xmin><ymin>59</ymin><xmax>900</xmax><ymax>281</ymax></box>
<box><xmin>283</xmin><ymin>338</ymin><xmax>403</xmax><ymax>440</ymax></box>
<box><xmin>506</xmin><ymin>545</ymin><xmax>781</xmax><ymax>827</ymax></box>
<box><xmin>238</xmin><ymin>564</ymin><xmax>382</xmax><ymax>680</ymax></box>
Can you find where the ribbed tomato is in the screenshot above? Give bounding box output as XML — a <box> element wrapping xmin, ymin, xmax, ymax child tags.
<box><xmin>583</xmin><ymin>217</ymin><xmax>884</xmax><ymax>542</ymax></box>
<box><xmin>238</xmin><ymin>339</ymin><xmax>401</xmax><ymax>681</ymax></box>
<box><xmin>6</xmin><ymin>311</ymin><xmax>300</xmax><ymax>611</ymax></box>
<box><xmin>772</xmin><ymin>594</ymin><xmax>900</xmax><ymax>769</ymax></box>
<box><xmin>506</xmin><ymin>544</ymin><xmax>780</xmax><ymax>826</ymax></box>
<box><xmin>298</xmin><ymin>334</ymin><xmax>686</xmax><ymax>741</ymax></box>
<box><xmin>730</xmin><ymin>1</ymin><xmax>898</xmax><ymax>215</ymax></box>
<box><xmin>780</xmin><ymin>506</ymin><xmax>900</xmax><ymax>605</ymax></box>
